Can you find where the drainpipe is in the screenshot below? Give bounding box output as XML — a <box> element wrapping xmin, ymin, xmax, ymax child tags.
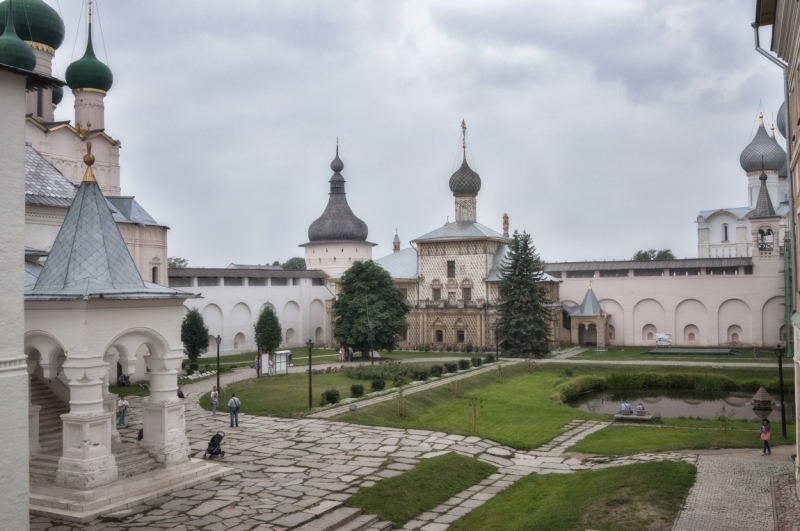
<box><xmin>753</xmin><ymin>23</ymin><xmax>795</xmax><ymax>357</ymax></box>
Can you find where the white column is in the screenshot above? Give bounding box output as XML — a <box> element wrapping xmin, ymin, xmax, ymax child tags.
<box><xmin>73</xmin><ymin>88</ymin><xmax>106</xmax><ymax>130</ymax></box>
<box><xmin>56</xmin><ymin>354</ymin><xmax>118</xmax><ymax>489</ymax></box>
<box><xmin>103</xmin><ymin>352</ymin><xmax>120</xmax><ymax>444</ymax></box>
<box><xmin>26</xmin><ymin>360</ymin><xmax>41</xmax><ymax>459</ymax></box>
<box><xmin>0</xmin><ymin>69</ymin><xmax>32</xmax><ymax>530</ymax></box>
<box><xmin>141</xmin><ymin>350</ymin><xmax>190</xmax><ymax>465</ymax></box>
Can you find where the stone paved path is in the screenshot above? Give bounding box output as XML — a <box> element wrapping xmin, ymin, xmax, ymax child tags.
<box><xmin>773</xmin><ymin>473</ymin><xmax>800</xmax><ymax>531</ymax></box>
<box><xmin>673</xmin><ymin>456</ymin><xmax>793</xmax><ymax>531</ymax></box>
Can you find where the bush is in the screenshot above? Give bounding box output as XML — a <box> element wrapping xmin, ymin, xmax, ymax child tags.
<box><xmin>485</xmin><ymin>354</ymin><xmax>495</xmax><ymax>363</ymax></box>
<box><xmin>393</xmin><ymin>375</ymin><xmax>409</xmax><ymax>388</ymax></box>
<box><xmin>444</xmin><ymin>362</ymin><xmax>458</xmax><ymax>373</ymax></box>
<box><xmin>321</xmin><ymin>389</ymin><xmax>341</xmax><ymax>405</ymax></box>
<box><xmin>189</xmin><ymin>363</ymin><xmax>199</xmax><ymax>370</ymax></box>
<box><xmin>413</xmin><ymin>369</ymin><xmax>429</xmax><ymax>381</ymax></box>
<box><xmin>458</xmin><ymin>359</ymin><xmax>471</xmax><ymax>371</ymax></box>
<box><xmin>471</xmin><ymin>357</ymin><xmax>482</xmax><ymax>367</ymax></box>
<box><xmin>555</xmin><ymin>375</ymin><xmax>606</xmax><ymax>402</ymax></box>
<box><xmin>430</xmin><ymin>365</ymin><xmax>444</xmax><ymax>377</ymax></box>
<box><xmin>350</xmin><ymin>384</ymin><xmax>364</xmax><ymax>398</ymax></box>
<box><xmin>446</xmin><ymin>345</ymin><xmax>453</xmax><ymax>352</ymax></box>
<box><xmin>371</xmin><ymin>379</ymin><xmax>386</xmax><ymax>392</ymax></box>
<box><xmin>422</xmin><ymin>344</ymin><xmax>431</xmax><ymax>352</ymax></box>
<box><xmin>465</xmin><ymin>343</ymin><xmax>474</xmax><ymax>353</ymax></box>
<box><xmin>230</xmin><ymin>365</ymin><xmax>238</xmax><ymax>369</ymax></box>
<box><xmin>204</xmin><ymin>364</ymin><xmax>210</xmax><ymax>371</ymax></box>
<box><xmin>344</xmin><ymin>364</ymin><xmax>413</xmax><ymax>382</ymax></box>
<box><xmin>185</xmin><ymin>369</ymin><xmax>194</xmax><ymax>375</ymax></box>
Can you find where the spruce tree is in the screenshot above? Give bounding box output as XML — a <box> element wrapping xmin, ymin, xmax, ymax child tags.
<box><xmin>332</xmin><ymin>260</ymin><xmax>410</xmax><ymax>357</ymax></box>
<box><xmin>496</xmin><ymin>230</ymin><xmax>552</xmax><ymax>358</ymax></box>
<box><xmin>181</xmin><ymin>308</ymin><xmax>210</xmax><ymax>363</ymax></box>
<box><xmin>254</xmin><ymin>305</ymin><xmax>283</xmax><ymax>355</ymax></box>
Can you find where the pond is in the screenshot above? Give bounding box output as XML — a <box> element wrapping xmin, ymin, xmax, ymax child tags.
<box><xmin>568</xmin><ymin>390</ymin><xmax>796</xmax><ymax>421</ymax></box>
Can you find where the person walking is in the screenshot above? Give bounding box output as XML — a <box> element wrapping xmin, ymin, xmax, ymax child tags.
<box><xmin>228</xmin><ymin>393</ymin><xmax>241</xmax><ymax>428</ymax></box>
<box><xmin>338</xmin><ymin>346</ymin><xmax>345</xmax><ymax>363</ymax></box>
<box><xmin>118</xmin><ymin>396</ymin><xmax>129</xmax><ymax>426</ymax></box>
<box><xmin>761</xmin><ymin>419</ymin><xmax>771</xmax><ymax>455</ymax></box>
<box><xmin>347</xmin><ymin>346</ymin><xmax>354</xmax><ymax>363</ymax></box>
<box><xmin>211</xmin><ymin>386</ymin><xmax>219</xmax><ymax>416</ymax></box>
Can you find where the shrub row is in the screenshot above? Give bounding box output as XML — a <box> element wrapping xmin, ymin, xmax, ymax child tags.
<box><xmin>555</xmin><ymin>372</ymin><xmax>795</xmax><ymax>402</ymax></box>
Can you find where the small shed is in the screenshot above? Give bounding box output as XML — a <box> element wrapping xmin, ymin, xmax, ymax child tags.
<box><xmin>752</xmin><ymin>386</ymin><xmax>773</xmax><ymax>410</ymax></box>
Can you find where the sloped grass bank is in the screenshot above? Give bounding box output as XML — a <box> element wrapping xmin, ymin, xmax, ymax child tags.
<box><xmin>572</xmin><ymin>424</ymin><xmax>796</xmax><ymax>455</ymax></box>
<box><xmin>449</xmin><ymin>461</ymin><xmax>696</xmax><ymax>531</ymax></box>
<box><xmin>345</xmin><ymin>452</ymin><xmax>496</xmax><ymax>527</ymax></box>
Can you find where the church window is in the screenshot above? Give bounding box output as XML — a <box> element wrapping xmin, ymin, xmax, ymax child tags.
<box><xmin>151</xmin><ymin>266</ymin><xmax>158</xmax><ymax>283</ymax></box>
<box><xmin>722</xmin><ymin>224</ymin><xmax>728</xmax><ymax>242</ymax></box>
<box><xmin>36</xmin><ymin>88</ymin><xmax>43</xmax><ymax>117</ymax></box>
<box><xmin>457</xmin><ymin>330</ymin><xmax>465</xmax><ymax>343</ymax></box>
<box><xmin>447</xmin><ymin>261</ymin><xmax>456</xmax><ymax>278</ymax></box>
<box><xmin>432</xmin><ymin>288</ymin><xmax>442</xmax><ymax>301</ymax></box>
<box><xmin>435</xmin><ymin>330</ymin><xmax>444</xmax><ymax>342</ymax></box>
<box><xmin>400</xmin><ymin>288</ymin><xmax>408</xmax><ymax>299</ymax></box>
<box><xmin>463</xmin><ymin>287</ymin><xmax>471</xmax><ymax>301</ymax></box>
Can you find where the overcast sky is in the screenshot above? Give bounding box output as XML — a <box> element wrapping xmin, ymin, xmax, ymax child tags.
<box><xmin>51</xmin><ymin>0</ymin><xmax>785</xmax><ymax>266</ymax></box>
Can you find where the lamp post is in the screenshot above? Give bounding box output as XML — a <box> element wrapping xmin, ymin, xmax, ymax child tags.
<box><xmin>368</xmin><ymin>322</ymin><xmax>375</xmax><ymax>365</ymax></box>
<box><xmin>215</xmin><ymin>335</ymin><xmax>222</xmax><ymax>394</ymax></box>
<box><xmin>495</xmin><ymin>321</ymin><xmax>499</xmax><ymax>360</ymax></box>
<box><xmin>306</xmin><ymin>339</ymin><xmax>314</xmax><ymax>409</ymax></box>
<box><xmin>774</xmin><ymin>343</ymin><xmax>788</xmax><ymax>438</ymax></box>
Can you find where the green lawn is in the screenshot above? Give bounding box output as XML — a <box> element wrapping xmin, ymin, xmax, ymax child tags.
<box><xmin>449</xmin><ymin>461</ymin><xmax>696</xmax><ymax>531</ymax></box>
<box><xmin>572</xmin><ymin>346</ymin><xmax>779</xmax><ymax>363</ymax></box>
<box><xmin>199</xmin><ymin>372</ymin><xmax>361</xmax><ymax>416</ymax></box>
<box><xmin>345</xmin><ymin>452</ymin><xmax>496</xmax><ymax>527</ymax></box>
<box><xmin>571</xmin><ymin>424</ymin><xmax>796</xmax><ymax>455</ymax></box>
<box><xmin>336</xmin><ymin>363</ymin><xmax>606</xmax><ymax>450</ymax></box>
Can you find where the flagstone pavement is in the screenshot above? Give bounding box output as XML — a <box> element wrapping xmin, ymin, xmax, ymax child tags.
<box><xmin>29</xmin><ymin>368</ymin><xmax>700</xmax><ymax>531</ymax></box>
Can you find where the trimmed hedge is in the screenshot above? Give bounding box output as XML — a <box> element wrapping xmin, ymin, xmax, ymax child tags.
<box><xmin>321</xmin><ymin>389</ymin><xmax>341</xmax><ymax>405</ymax></box>
<box><xmin>471</xmin><ymin>357</ymin><xmax>483</xmax><ymax>368</ymax></box>
<box><xmin>351</xmin><ymin>384</ymin><xmax>364</xmax><ymax>398</ymax></box>
<box><xmin>458</xmin><ymin>359</ymin><xmax>470</xmax><ymax>371</ymax></box>
<box><xmin>485</xmin><ymin>354</ymin><xmax>495</xmax><ymax>363</ymax></box>
<box><xmin>444</xmin><ymin>362</ymin><xmax>458</xmax><ymax>373</ymax></box>
<box><xmin>371</xmin><ymin>379</ymin><xmax>386</xmax><ymax>392</ymax></box>
<box><xmin>430</xmin><ymin>365</ymin><xmax>444</xmax><ymax>377</ymax></box>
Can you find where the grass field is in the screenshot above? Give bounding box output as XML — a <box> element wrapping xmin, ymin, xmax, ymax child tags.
<box><xmin>572</xmin><ymin>346</ymin><xmax>779</xmax><ymax>363</ymax></box>
<box><xmin>571</xmin><ymin>424</ymin><xmax>795</xmax><ymax>454</ymax></box>
<box><xmin>448</xmin><ymin>461</ymin><xmax>697</xmax><ymax>531</ymax></box>
<box><xmin>345</xmin><ymin>452</ymin><xmax>496</xmax><ymax>527</ymax></box>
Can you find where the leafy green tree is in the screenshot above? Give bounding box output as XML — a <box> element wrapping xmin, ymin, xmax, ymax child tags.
<box><xmin>271</xmin><ymin>260</ymin><xmax>281</xmax><ymax>266</ymax></box>
<box><xmin>496</xmin><ymin>230</ymin><xmax>552</xmax><ymax>358</ymax></box>
<box><xmin>631</xmin><ymin>249</ymin><xmax>674</xmax><ymax>261</ymax></box>
<box><xmin>254</xmin><ymin>305</ymin><xmax>282</xmax><ymax>356</ymax></box>
<box><xmin>181</xmin><ymin>308</ymin><xmax>209</xmax><ymax>362</ymax></box>
<box><xmin>332</xmin><ymin>260</ymin><xmax>409</xmax><ymax>357</ymax></box>
<box><xmin>168</xmin><ymin>256</ymin><xmax>188</xmax><ymax>268</ymax></box>
<box><xmin>281</xmin><ymin>257</ymin><xmax>307</xmax><ymax>270</ymax></box>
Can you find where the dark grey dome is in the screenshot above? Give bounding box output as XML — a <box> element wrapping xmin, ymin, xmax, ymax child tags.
<box><xmin>307</xmin><ymin>147</ymin><xmax>368</xmax><ymax>242</ymax></box>
<box><xmin>449</xmin><ymin>159</ymin><xmax>481</xmax><ymax>194</ymax></box>
<box><xmin>780</xmin><ymin>160</ymin><xmax>788</xmax><ymax>178</ymax></box>
<box><xmin>777</xmin><ymin>101</ymin><xmax>787</xmax><ymax>139</ymax></box>
<box><xmin>740</xmin><ymin>119</ymin><xmax>785</xmax><ymax>173</ymax></box>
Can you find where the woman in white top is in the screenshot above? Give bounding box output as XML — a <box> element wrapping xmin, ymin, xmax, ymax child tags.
<box><xmin>118</xmin><ymin>396</ymin><xmax>129</xmax><ymax>426</ymax></box>
<box><xmin>210</xmin><ymin>386</ymin><xmax>219</xmax><ymax>416</ymax></box>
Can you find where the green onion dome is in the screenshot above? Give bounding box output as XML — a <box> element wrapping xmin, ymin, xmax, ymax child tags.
<box><xmin>0</xmin><ymin>2</ymin><xmax>36</xmax><ymax>71</ymax></box>
<box><xmin>51</xmin><ymin>83</ymin><xmax>62</xmax><ymax>104</ymax></box>
<box><xmin>65</xmin><ymin>27</ymin><xmax>112</xmax><ymax>92</ymax></box>
<box><xmin>0</xmin><ymin>0</ymin><xmax>65</xmax><ymax>51</ymax></box>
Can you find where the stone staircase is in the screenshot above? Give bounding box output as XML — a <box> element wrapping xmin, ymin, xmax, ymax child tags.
<box><xmin>295</xmin><ymin>507</ymin><xmax>392</xmax><ymax>531</ymax></box>
<box><xmin>29</xmin><ymin>377</ymin><xmax>163</xmax><ymax>483</ymax></box>
<box><xmin>28</xmin><ymin>377</ymin><xmax>237</xmax><ymax>524</ymax></box>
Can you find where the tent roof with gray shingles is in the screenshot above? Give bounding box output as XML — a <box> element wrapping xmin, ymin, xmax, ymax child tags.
<box><xmin>412</xmin><ymin>220</ymin><xmax>510</xmax><ymax>243</ymax></box>
<box><xmin>569</xmin><ymin>286</ymin><xmax>605</xmax><ymax>317</ymax></box>
<box><xmin>26</xmin><ymin>178</ymin><xmax>192</xmax><ymax>300</ymax></box>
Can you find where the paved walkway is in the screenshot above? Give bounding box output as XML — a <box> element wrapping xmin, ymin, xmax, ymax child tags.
<box><xmin>674</xmin><ymin>456</ymin><xmax>793</xmax><ymax>531</ymax></box>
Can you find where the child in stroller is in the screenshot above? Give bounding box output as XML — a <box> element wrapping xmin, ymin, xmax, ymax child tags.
<box><xmin>203</xmin><ymin>431</ymin><xmax>226</xmax><ymax>459</ymax></box>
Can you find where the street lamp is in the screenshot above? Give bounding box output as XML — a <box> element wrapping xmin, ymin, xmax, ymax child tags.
<box><xmin>368</xmin><ymin>322</ymin><xmax>375</xmax><ymax>365</ymax></box>
<box><xmin>306</xmin><ymin>339</ymin><xmax>314</xmax><ymax>409</ymax></box>
<box><xmin>495</xmin><ymin>322</ymin><xmax>499</xmax><ymax>360</ymax></box>
<box><xmin>215</xmin><ymin>335</ymin><xmax>222</xmax><ymax>393</ymax></box>
<box><xmin>773</xmin><ymin>343</ymin><xmax>788</xmax><ymax>438</ymax></box>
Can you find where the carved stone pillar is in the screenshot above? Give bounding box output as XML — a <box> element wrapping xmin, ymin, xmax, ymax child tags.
<box><xmin>141</xmin><ymin>352</ymin><xmax>189</xmax><ymax>465</ymax></box>
<box><xmin>56</xmin><ymin>355</ymin><xmax>118</xmax><ymax>489</ymax></box>
<box><xmin>102</xmin><ymin>352</ymin><xmax>120</xmax><ymax>444</ymax></box>
<box><xmin>26</xmin><ymin>359</ymin><xmax>40</xmax><ymax>459</ymax></box>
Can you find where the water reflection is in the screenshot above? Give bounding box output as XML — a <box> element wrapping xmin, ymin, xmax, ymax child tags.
<box><xmin>569</xmin><ymin>390</ymin><xmax>796</xmax><ymax>421</ymax></box>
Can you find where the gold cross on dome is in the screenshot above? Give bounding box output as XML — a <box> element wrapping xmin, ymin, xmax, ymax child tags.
<box><xmin>75</xmin><ymin>121</ymin><xmax>92</xmax><ymax>140</ymax></box>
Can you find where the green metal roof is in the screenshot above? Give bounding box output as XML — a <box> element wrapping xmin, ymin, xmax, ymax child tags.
<box><xmin>0</xmin><ymin>0</ymin><xmax>65</xmax><ymax>50</ymax></box>
<box><xmin>0</xmin><ymin>1</ymin><xmax>36</xmax><ymax>71</ymax></box>
<box><xmin>65</xmin><ymin>24</ymin><xmax>112</xmax><ymax>92</ymax></box>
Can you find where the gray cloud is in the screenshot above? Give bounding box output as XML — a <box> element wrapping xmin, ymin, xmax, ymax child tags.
<box><xmin>49</xmin><ymin>0</ymin><xmax>785</xmax><ymax>266</ymax></box>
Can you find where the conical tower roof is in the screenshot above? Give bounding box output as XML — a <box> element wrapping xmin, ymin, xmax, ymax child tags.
<box><xmin>307</xmin><ymin>144</ymin><xmax>369</xmax><ymax>243</ymax></box>
<box><xmin>28</xmin><ymin>143</ymin><xmax>189</xmax><ymax>300</ymax></box>
<box><xmin>751</xmin><ymin>172</ymin><xmax>776</xmax><ymax>219</ymax></box>
<box><xmin>571</xmin><ymin>285</ymin><xmax>604</xmax><ymax>317</ymax></box>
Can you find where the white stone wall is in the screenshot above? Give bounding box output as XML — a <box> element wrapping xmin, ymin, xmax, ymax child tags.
<box><xmin>180</xmin><ymin>278</ymin><xmax>331</xmax><ymax>354</ymax></box>
<box><xmin>303</xmin><ymin>241</ymin><xmax>373</xmax><ymax>278</ymax></box>
<box><xmin>558</xmin><ymin>258</ymin><xmax>784</xmax><ymax>346</ymax></box>
<box><xmin>0</xmin><ymin>69</ymin><xmax>33</xmax><ymax>531</ymax></box>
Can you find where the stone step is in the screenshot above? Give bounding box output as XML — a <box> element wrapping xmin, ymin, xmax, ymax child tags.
<box><xmin>335</xmin><ymin>514</ymin><xmax>380</xmax><ymax>531</ymax></box>
<box><xmin>29</xmin><ymin>460</ymin><xmax>235</xmax><ymax>524</ymax></box>
<box><xmin>295</xmin><ymin>507</ymin><xmax>363</xmax><ymax>531</ymax></box>
<box><xmin>364</xmin><ymin>523</ymin><xmax>392</xmax><ymax>531</ymax></box>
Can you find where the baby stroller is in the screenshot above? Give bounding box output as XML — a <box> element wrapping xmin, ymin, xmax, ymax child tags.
<box><xmin>203</xmin><ymin>431</ymin><xmax>225</xmax><ymax>459</ymax></box>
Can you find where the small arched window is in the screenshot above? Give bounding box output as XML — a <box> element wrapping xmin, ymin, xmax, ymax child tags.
<box><xmin>151</xmin><ymin>266</ymin><xmax>158</xmax><ymax>284</ymax></box>
<box><xmin>435</xmin><ymin>330</ymin><xmax>444</xmax><ymax>343</ymax></box>
<box><xmin>722</xmin><ymin>223</ymin><xmax>728</xmax><ymax>242</ymax></box>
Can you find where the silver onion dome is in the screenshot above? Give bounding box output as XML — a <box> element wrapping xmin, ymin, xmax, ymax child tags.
<box><xmin>740</xmin><ymin>115</ymin><xmax>785</xmax><ymax>173</ymax></box>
